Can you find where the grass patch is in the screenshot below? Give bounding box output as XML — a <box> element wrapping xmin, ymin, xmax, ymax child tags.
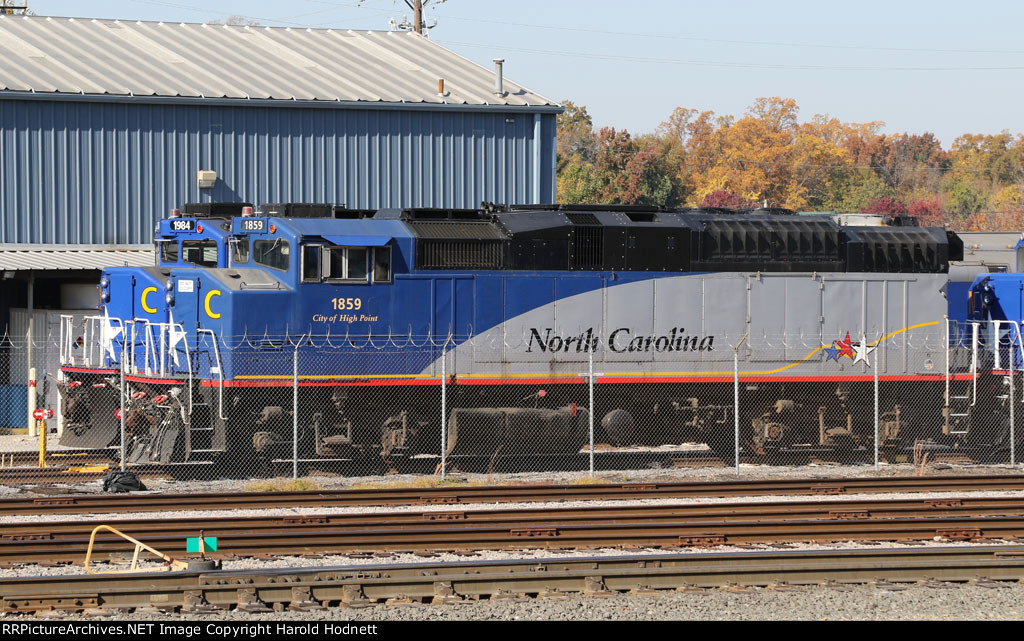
<box><xmin>244</xmin><ymin>478</ymin><xmax>324</xmax><ymax>492</ymax></box>
<box><xmin>347</xmin><ymin>476</ymin><xmax>513</xmax><ymax>490</ymax></box>
<box><xmin>568</xmin><ymin>476</ymin><xmax>610</xmax><ymax>485</ymax></box>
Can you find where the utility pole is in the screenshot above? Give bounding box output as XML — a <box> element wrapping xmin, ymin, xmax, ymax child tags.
<box><xmin>389</xmin><ymin>0</ymin><xmax>445</xmax><ymax>35</ymax></box>
<box><xmin>1</xmin><ymin>1</ymin><xmax>31</xmax><ymax>15</ymax></box>
<box><xmin>411</xmin><ymin>0</ymin><xmax>423</xmax><ymax>34</ymax></box>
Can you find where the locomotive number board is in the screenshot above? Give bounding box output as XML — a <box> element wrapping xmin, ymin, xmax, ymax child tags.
<box><xmin>236</xmin><ymin>218</ymin><xmax>267</xmax><ymax>233</ymax></box>
<box><xmin>237</xmin><ymin>217</ymin><xmax>266</xmax><ymax>232</ymax></box>
<box><xmin>168</xmin><ymin>219</ymin><xmax>196</xmax><ymax>232</ymax></box>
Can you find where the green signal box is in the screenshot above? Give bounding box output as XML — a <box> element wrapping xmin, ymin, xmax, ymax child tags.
<box><xmin>186</xmin><ymin>536</ymin><xmax>218</xmax><ymax>553</ymax></box>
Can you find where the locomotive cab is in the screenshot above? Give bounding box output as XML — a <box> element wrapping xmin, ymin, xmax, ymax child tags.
<box><xmin>155</xmin><ymin>203</ymin><xmax>253</xmax><ymax>269</ymax></box>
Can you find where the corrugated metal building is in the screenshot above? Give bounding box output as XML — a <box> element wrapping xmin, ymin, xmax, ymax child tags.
<box><xmin>0</xmin><ymin>14</ymin><xmax>560</xmax><ymax>429</ymax></box>
<box><xmin>0</xmin><ymin>15</ymin><xmax>560</xmax><ymax>245</ymax></box>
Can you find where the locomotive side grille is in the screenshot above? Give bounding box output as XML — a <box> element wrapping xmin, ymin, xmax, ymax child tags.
<box><xmin>571</xmin><ymin>226</ymin><xmax>604</xmax><ymax>269</ymax></box>
<box><xmin>419</xmin><ymin>240</ymin><xmax>504</xmax><ymax>269</ymax></box>
<box><xmin>566</xmin><ymin>213</ymin><xmax>600</xmax><ymax>226</ymax></box>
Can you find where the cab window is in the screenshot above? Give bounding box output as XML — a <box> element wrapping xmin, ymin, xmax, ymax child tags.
<box><xmin>373</xmin><ymin>246</ymin><xmax>392</xmax><ymax>283</ymax></box>
<box><xmin>347</xmin><ymin>248</ymin><xmax>369</xmax><ymax>281</ymax></box>
<box><xmin>254</xmin><ymin>239</ymin><xmax>290</xmax><ymax>272</ymax></box>
<box><xmin>302</xmin><ymin>245</ymin><xmax>322</xmax><ymax>282</ymax></box>
<box><xmin>160</xmin><ymin>241</ymin><xmax>179</xmax><ymax>264</ymax></box>
<box><xmin>302</xmin><ymin>245</ymin><xmax>381</xmax><ymax>283</ymax></box>
<box><xmin>324</xmin><ymin>247</ymin><xmax>368</xmax><ymax>282</ymax></box>
<box><xmin>182</xmin><ymin>240</ymin><xmax>218</xmax><ymax>267</ymax></box>
<box><xmin>232</xmin><ymin>239</ymin><xmax>250</xmax><ymax>266</ymax></box>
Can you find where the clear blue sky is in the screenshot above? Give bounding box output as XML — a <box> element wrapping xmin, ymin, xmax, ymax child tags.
<box><xmin>25</xmin><ymin>0</ymin><xmax>1024</xmax><ymax>146</ymax></box>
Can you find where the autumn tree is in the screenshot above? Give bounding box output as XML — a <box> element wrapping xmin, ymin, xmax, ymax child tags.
<box><xmin>554</xmin><ymin>96</ymin><xmax>1024</xmax><ymax>230</ymax></box>
<box><xmin>700</xmin><ymin>190</ymin><xmax>758</xmax><ymax>209</ymax></box>
<box><xmin>860</xmin><ymin>196</ymin><xmax>908</xmax><ymax>214</ymax></box>
<box><xmin>556</xmin><ymin>101</ymin><xmax>598</xmax><ymax>171</ymax></box>
<box><xmin>688</xmin><ymin>97</ymin><xmax>850</xmax><ymax>210</ymax></box>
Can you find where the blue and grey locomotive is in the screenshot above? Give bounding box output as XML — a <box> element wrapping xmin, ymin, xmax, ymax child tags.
<box><xmin>59</xmin><ymin>203</ymin><xmax>982</xmax><ymax>465</ymax></box>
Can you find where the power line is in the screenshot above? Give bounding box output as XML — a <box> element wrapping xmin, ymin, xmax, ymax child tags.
<box><xmin>125</xmin><ymin>0</ymin><xmax>388</xmax><ymax>28</ymax></box>
<box><xmin>430</xmin><ymin>12</ymin><xmax>1024</xmax><ymax>57</ymax></box>
<box><xmin>438</xmin><ymin>40</ymin><xmax>1024</xmax><ymax>72</ymax></box>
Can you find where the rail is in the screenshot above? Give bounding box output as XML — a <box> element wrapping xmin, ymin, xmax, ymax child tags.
<box><xmin>7</xmin><ymin>495</ymin><xmax>1024</xmax><ymax>566</ymax></box>
<box><xmin>4</xmin><ymin>547</ymin><xmax>1024</xmax><ymax>614</ymax></box>
<box><xmin>4</xmin><ymin>475</ymin><xmax>1024</xmax><ymax>516</ymax></box>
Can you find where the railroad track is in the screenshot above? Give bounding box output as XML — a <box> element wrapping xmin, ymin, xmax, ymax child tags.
<box><xmin>0</xmin><ymin>448</ymin><xmax>1007</xmax><ymax>484</ymax></box>
<box><xmin>7</xmin><ymin>497</ymin><xmax>1024</xmax><ymax>565</ymax></box>
<box><xmin>0</xmin><ymin>463</ymin><xmax>211</xmax><ymax>485</ymax></box>
<box><xmin>3</xmin><ymin>474</ymin><xmax>1024</xmax><ymax>517</ymax></box>
<box><xmin>3</xmin><ymin>546</ymin><xmax>1024</xmax><ymax>614</ymax></box>
<box><xmin>0</xmin><ymin>450</ymin><xmax>116</xmax><ymax>466</ymax></box>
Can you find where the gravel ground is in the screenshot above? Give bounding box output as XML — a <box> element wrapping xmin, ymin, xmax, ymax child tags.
<box><xmin>3</xmin><ymin>581</ymin><xmax>1023</xmax><ymax>621</ymax></box>
<box><xmin>2</xmin><ymin>461</ymin><xmax>1024</xmax><ymax>619</ymax></box>
<box><xmin>2</xmin><ymin>461</ymin><xmax>1022</xmax><ymax>499</ymax></box>
<box><xmin>3</xmin><ymin>489</ymin><xmax>1024</xmax><ymax>525</ymax></box>
<box><xmin>0</xmin><ymin>539</ymin><xmax>1019</xmax><ymax>578</ymax></box>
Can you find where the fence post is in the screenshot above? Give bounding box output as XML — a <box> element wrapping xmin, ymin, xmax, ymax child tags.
<box><xmin>27</xmin><ymin>367</ymin><xmax>37</xmax><ymax>438</ymax></box>
<box><xmin>589</xmin><ymin>347</ymin><xmax>595</xmax><ymax>477</ymax></box>
<box><xmin>120</xmin><ymin>354</ymin><xmax>126</xmax><ymax>472</ymax></box>
<box><xmin>874</xmin><ymin>351</ymin><xmax>879</xmax><ymax>469</ymax></box>
<box><xmin>293</xmin><ymin>340</ymin><xmax>299</xmax><ymax>480</ymax></box>
<box><xmin>733</xmin><ymin>349</ymin><xmax>740</xmax><ymax>474</ymax></box>
<box><xmin>1011</xmin><ymin>360</ymin><xmax>1016</xmax><ymax>467</ymax></box>
<box><xmin>441</xmin><ymin>337</ymin><xmax>447</xmax><ymax>478</ymax></box>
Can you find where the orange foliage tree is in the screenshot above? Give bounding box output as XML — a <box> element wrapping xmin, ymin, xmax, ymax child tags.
<box><xmin>554</xmin><ymin>97</ymin><xmax>1024</xmax><ymax>231</ymax></box>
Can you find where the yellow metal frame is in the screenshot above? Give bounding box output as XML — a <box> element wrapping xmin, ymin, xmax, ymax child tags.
<box><xmin>84</xmin><ymin>524</ymin><xmax>188</xmax><ymax>574</ymax></box>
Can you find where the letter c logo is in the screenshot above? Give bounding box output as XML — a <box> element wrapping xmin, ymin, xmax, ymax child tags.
<box><xmin>204</xmin><ymin>290</ymin><xmax>222</xmax><ymax>319</ymax></box>
<box><xmin>140</xmin><ymin>287</ymin><xmax>157</xmax><ymax>314</ymax></box>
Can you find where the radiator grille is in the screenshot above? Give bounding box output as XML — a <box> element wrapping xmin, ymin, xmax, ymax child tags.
<box><xmin>419</xmin><ymin>240</ymin><xmax>504</xmax><ymax>269</ymax></box>
<box><xmin>571</xmin><ymin>226</ymin><xmax>603</xmax><ymax>269</ymax></box>
<box><xmin>566</xmin><ymin>213</ymin><xmax>600</xmax><ymax>226</ymax></box>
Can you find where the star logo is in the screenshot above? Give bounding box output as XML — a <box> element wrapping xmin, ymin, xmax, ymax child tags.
<box><xmin>823</xmin><ymin>344</ymin><xmax>841</xmax><ymax>361</ymax></box>
<box><xmin>852</xmin><ymin>334</ymin><xmax>877</xmax><ymax>366</ymax></box>
<box><xmin>835</xmin><ymin>332</ymin><xmax>855</xmax><ymax>359</ymax></box>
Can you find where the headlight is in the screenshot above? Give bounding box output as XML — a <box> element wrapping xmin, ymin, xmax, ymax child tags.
<box><xmin>165</xmin><ymin>292</ymin><xmax>175</xmax><ymax>306</ymax></box>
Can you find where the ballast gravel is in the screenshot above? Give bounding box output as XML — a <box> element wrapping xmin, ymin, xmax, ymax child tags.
<box><xmin>4</xmin><ymin>461</ymin><xmax>1024</xmax><ymax>619</ymax></box>
<box><xmin>4</xmin><ymin>461</ymin><xmax>1024</xmax><ymax>499</ymax></box>
<box><xmin>6</xmin><ymin>581</ymin><xmax>1024</xmax><ymax>621</ymax></box>
<box><xmin>4</xmin><ymin>489</ymin><xmax>1024</xmax><ymax>525</ymax></box>
<box><xmin>0</xmin><ymin>539</ymin><xmax>1018</xmax><ymax>578</ymax></box>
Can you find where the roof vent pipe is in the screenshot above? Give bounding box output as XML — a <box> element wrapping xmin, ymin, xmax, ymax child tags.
<box><xmin>493</xmin><ymin>58</ymin><xmax>505</xmax><ymax>96</ymax></box>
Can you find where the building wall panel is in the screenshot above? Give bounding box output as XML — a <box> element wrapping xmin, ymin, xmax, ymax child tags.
<box><xmin>0</xmin><ymin>99</ymin><xmax>556</xmax><ymax>244</ymax></box>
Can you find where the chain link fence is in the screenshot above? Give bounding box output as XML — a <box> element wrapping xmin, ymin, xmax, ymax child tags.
<box><xmin>0</xmin><ymin>321</ymin><xmax>1020</xmax><ymax>482</ymax></box>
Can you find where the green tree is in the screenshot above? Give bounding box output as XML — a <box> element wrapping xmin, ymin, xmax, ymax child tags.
<box><xmin>557</xmin><ymin>161</ymin><xmax>602</xmax><ymax>204</ymax></box>
<box><xmin>556</xmin><ymin>101</ymin><xmax>598</xmax><ymax>171</ymax></box>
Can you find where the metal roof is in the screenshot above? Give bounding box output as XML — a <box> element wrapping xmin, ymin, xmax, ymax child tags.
<box><xmin>0</xmin><ymin>15</ymin><xmax>557</xmax><ymax>108</ymax></box>
<box><xmin>0</xmin><ymin>245</ymin><xmax>154</xmax><ymax>271</ymax></box>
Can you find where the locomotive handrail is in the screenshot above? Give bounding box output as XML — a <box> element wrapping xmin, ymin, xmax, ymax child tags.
<box><xmin>59</xmin><ymin>314</ymin><xmax>78</xmax><ymax>366</ymax></box>
<box><xmin>177</xmin><ymin>323</ymin><xmax>193</xmax><ymax>419</ymax></box>
<box><xmin>126</xmin><ymin>319</ymin><xmax>145</xmax><ymax>376</ymax></box>
<box><xmin>992</xmin><ymin>320</ymin><xmax>1024</xmax><ymax>405</ymax></box>
<box><xmin>945</xmin><ymin>317</ymin><xmax>951</xmax><ymax>406</ymax></box>
<box><xmin>132</xmin><ymin>319</ymin><xmax>153</xmax><ymax>376</ymax></box>
<box><xmin>196</xmin><ymin>328</ymin><xmax>226</xmax><ymax>421</ymax></box>
<box><xmin>144</xmin><ymin>322</ymin><xmax>158</xmax><ymax>375</ymax></box>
